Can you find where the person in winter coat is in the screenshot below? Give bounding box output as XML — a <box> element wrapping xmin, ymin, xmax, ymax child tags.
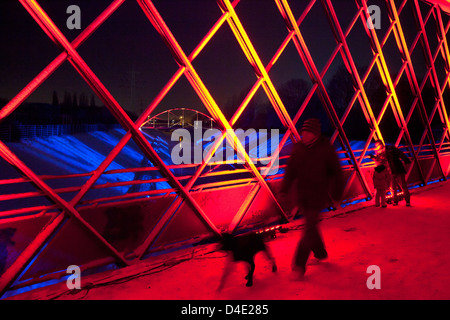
<box><xmin>374</xmin><ymin>140</ymin><xmax>411</xmax><ymax>206</ymax></box>
<box><xmin>369</xmin><ymin>144</ymin><xmax>391</xmax><ymax>207</ymax></box>
<box><xmin>280</xmin><ymin>118</ymin><xmax>344</xmax><ymax>277</ymax></box>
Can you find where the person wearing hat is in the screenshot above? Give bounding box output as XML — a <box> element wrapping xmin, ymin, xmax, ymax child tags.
<box><xmin>280</xmin><ymin>118</ymin><xmax>344</xmax><ymax>277</ymax></box>
<box><xmin>373</xmin><ymin>140</ymin><xmax>411</xmax><ymax>206</ymax></box>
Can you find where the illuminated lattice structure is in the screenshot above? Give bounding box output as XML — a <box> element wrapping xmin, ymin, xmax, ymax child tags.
<box><xmin>1</xmin><ymin>0</ymin><xmax>450</xmax><ymax>296</ymax></box>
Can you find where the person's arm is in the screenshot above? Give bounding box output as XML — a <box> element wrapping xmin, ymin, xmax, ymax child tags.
<box><xmin>395</xmin><ymin>147</ymin><xmax>411</xmax><ymax>165</ymax></box>
<box><xmin>327</xmin><ymin>143</ymin><xmax>345</xmax><ymax>202</ymax></box>
<box><xmin>281</xmin><ymin>145</ymin><xmax>299</xmax><ymax>194</ymax></box>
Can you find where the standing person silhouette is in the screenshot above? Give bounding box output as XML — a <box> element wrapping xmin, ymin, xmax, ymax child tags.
<box><xmin>280</xmin><ymin>118</ymin><xmax>344</xmax><ymax>277</ymax></box>
<box><xmin>369</xmin><ymin>142</ymin><xmax>391</xmax><ymax>208</ymax></box>
<box><xmin>374</xmin><ymin>140</ymin><xmax>411</xmax><ymax>206</ymax></box>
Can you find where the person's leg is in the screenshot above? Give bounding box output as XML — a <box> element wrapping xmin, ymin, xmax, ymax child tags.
<box><xmin>399</xmin><ymin>174</ymin><xmax>410</xmax><ymax>205</ymax></box>
<box><xmin>245</xmin><ymin>260</ymin><xmax>256</xmax><ymax>287</ymax></box>
<box><xmin>292</xmin><ymin>208</ymin><xmax>327</xmax><ymax>275</ymax></box>
<box><xmin>305</xmin><ymin>209</ymin><xmax>326</xmax><ymax>259</ymax></box>
<box><xmin>292</xmin><ymin>209</ymin><xmax>317</xmax><ymax>273</ymax></box>
<box><xmin>311</xmin><ymin>226</ymin><xmax>327</xmax><ymax>260</ymax></box>
<box><xmin>293</xmin><ymin>230</ymin><xmax>310</xmax><ymax>273</ymax></box>
<box><xmin>391</xmin><ymin>175</ymin><xmax>400</xmax><ymax>205</ymax></box>
<box><xmin>375</xmin><ymin>189</ymin><xmax>381</xmax><ymax>207</ymax></box>
<box><xmin>380</xmin><ymin>188</ymin><xmax>387</xmax><ymax>207</ymax></box>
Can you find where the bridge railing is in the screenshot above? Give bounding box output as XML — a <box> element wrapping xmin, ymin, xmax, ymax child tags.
<box><xmin>1</xmin><ymin>0</ymin><xmax>450</xmax><ymax>298</ymax></box>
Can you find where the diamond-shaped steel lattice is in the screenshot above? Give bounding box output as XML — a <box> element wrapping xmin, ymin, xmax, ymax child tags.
<box><xmin>1</xmin><ymin>0</ymin><xmax>450</xmax><ymax>296</ymax></box>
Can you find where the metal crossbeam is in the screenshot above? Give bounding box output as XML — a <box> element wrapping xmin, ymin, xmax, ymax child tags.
<box><xmin>357</xmin><ymin>0</ymin><xmax>427</xmax><ymax>185</ymax></box>
<box><xmin>1</xmin><ymin>0</ymin><xmax>450</xmax><ymax>297</ymax></box>
<box><xmin>386</xmin><ymin>0</ymin><xmax>446</xmax><ymax>182</ymax></box>
<box><xmin>276</xmin><ymin>0</ymin><xmax>373</xmax><ymax>198</ymax></box>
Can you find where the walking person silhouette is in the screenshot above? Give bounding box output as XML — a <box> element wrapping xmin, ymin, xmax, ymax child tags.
<box><xmin>369</xmin><ymin>142</ymin><xmax>391</xmax><ymax>208</ymax></box>
<box><xmin>280</xmin><ymin>118</ymin><xmax>344</xmax><ymax>277</ymax></box>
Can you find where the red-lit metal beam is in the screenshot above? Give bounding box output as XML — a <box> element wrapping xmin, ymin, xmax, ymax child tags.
<box><xmin>0</xmin><ymin>213</ymin><xmax>66</xmax><ymax>297</ymax></box>
<box><xmin>8</xmin><ymin>0</ymin><xmax>257</xmax><ymax>283</ymax></box>
<box><xmin>321</xmin><ymin>0</ymin><xmax>383</xmax><ymax>143</ymax></box>
<box><xmin>385</xmin><ymin>0</ymin><xmax>446</xmax><ymax>182</ymax></box>
<box><xmin>421</xmin><ymin>4</ymin><xmax>450</xmax><ymax>137</ymax></box>
<box><xmin>134</xmin><ymin>0</ymin><xmax>322</xmax><ymax>252</ymax></box>
<box><xmin>222</xmin><ymin>2</ymin><xmax>323</xmax><ymax>232</ymax></box>
<box><xmin>137</xmin><ymin>0</ymin><xmax>289</xmax><ymax>225</ymax></box>
<box><xmin>275</xmin><ymin>0</ymin><xmax>373</xmax><ymax>199</ymax></box>
<box><xmin>0</xmin><ymin>1</ymin><xmax>131</xmax><ymax>297</ymax></box>
<box><xmin>434</xmin><ymin>7</ymin><xmax>450</xmax><ymax>152</ymax></box>
<box><xmin>356</xmin><ymin>0</ymin><xmax>426</xmax><ymax>186</ymax></box>
<box><xmin>0</xmin><ymin>140</ymin><xmax>128</xmax><ymax>297</ymax></box>
<box><xmin>435</xmin><ymin>7</ymin><xmax>450</xmax><ymax>71</ymax></box>
<box><xmin>131</xmin><ymin>1</ymin><xmax>245</xmax><ymax>258</ymax></box>
<box><xmin>133</xmin><ymin>0</ymin><xmax>297</xmax><ymax>256</ymax></box>
<box><xmin>0</xmin><ymin>0</ymin><xmax>126</xmax><ymax>123</ymax></box>
<box><xmin>196</xmin><ymin>0</ymin><xmax>323</xmax><ymax>232</ymax></box>
<box><xmin>320</xmin><ymin>0</ymin><xmax>386</xmax><ymax>197</ymax></box>
<box><xmin>1</xmin><ymin>1</ymin><xmax>225</xmax><ymax>295</ymax></box>
<box><xmin>189</xmin><ymin>2</ymin><xmax>321</xmax><ymax>231</ymax></box>
<box><xmin>2</xmin><ymin>0</ymin><xmax>450</xmax><ymax>297</ymax></box>
<box><xmin>216</xmin><ymin>0</ymin><xmax>301</xmax><ymax>143</ymax></box>
<box><xmin>19</xmin><ymin>0</ymin><xmax>223</xmax><ymax>239</ymax></box>
<box><xmin>410</xmin><ymin>1</ymin><xmax>450</xmax><ymax>180</ymax></box>
<box><xmin>72</xmin><ymin>63</ymin><xmax>184</xmax><ymax>209</ymax></box>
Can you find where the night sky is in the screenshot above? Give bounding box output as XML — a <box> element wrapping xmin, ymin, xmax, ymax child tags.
<box><xmin>0</xmin><ymin>0</ymin><xmax>439</xmax><ymax>119</ymax></box>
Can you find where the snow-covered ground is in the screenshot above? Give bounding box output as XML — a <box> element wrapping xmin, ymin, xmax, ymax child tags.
<box><xmin>0</xmin><ymin>128</ymin><xmax>293</xmax><ymax>211</ymax></box>
<box><xmin>6</xmin><ymin>179</ymin><xmax>450</xmax><ymax>300</ymax></box>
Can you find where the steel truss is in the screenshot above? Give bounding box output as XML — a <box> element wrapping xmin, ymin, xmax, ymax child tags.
<box><xmin>1</xmin><ymin>0</ymin><xmax>450</xmax><ymax>296</ymax></box>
